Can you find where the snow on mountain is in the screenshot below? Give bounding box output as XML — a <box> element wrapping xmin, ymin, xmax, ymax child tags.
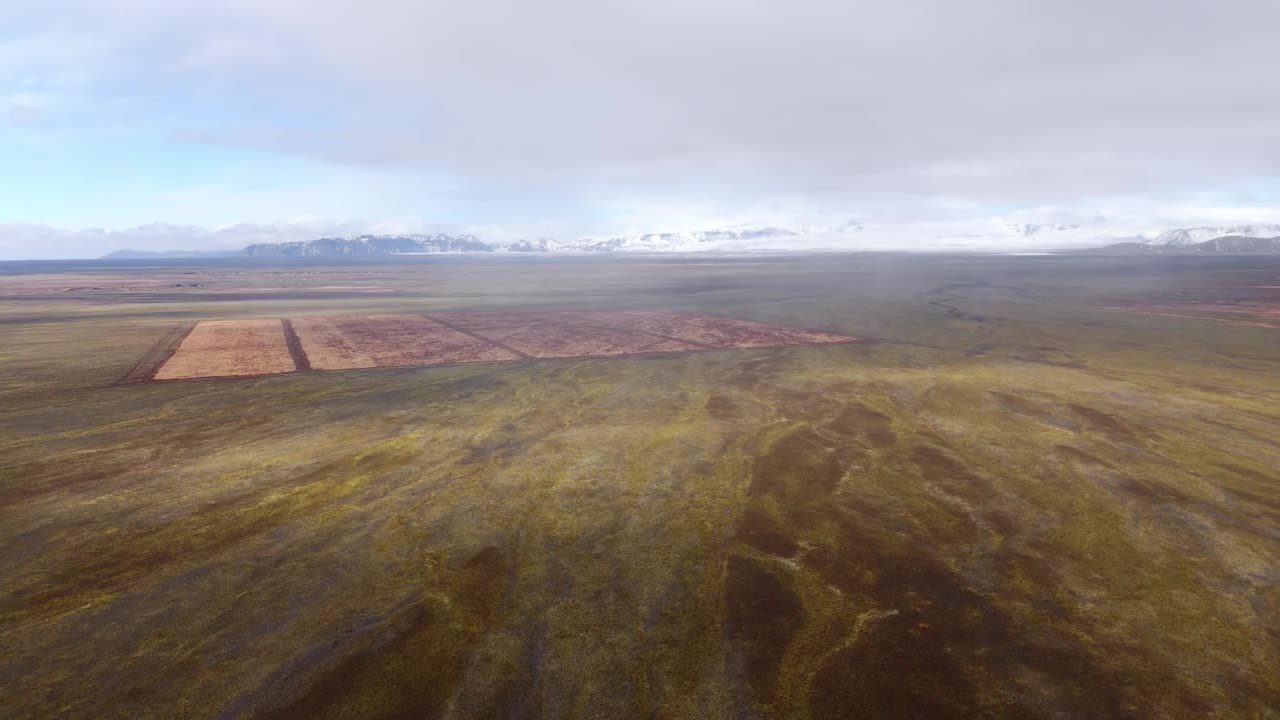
<box><xmin>1152</xmin><ymin>225</ymin><xmax>1280</xmax><ymax>246</ymax></box>
<box><xmin>558</xmin><ymin>221</ymin><xmax>1129</xmax><ymax>253</ymax></box>
<box><xmin>561</xmin><ymin>226</ymin><xmax>799</xmax><ymax>252</ymax></box>
<box><xmin>501</xmin><ymin>238</ymin><xmax>564</xmax><ymax>252</ymax></box>
<box><xmin>242</xmin><ymin>234</ymin><xmax>491</xmax><ymax>256</ymax></box>
<box><xmin>109</xmin><ymin>220</ymin><xmax>1280</xmax><ymax>258</ymax></box>
<box><xmin>1003</xmin><ymin>223</ymin><xmax>1080</xmax><ymax>236</ymax></box>
<box><xmin>1089</xmin><ymin>234</ymin><xmax>1280</xmax><ymax>255</ymax></box>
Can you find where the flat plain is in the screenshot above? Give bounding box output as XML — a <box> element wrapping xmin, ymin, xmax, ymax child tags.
<box><xmin>1</xmin><ymin>254</ymin><xmax>1278</xmax><ymax>719</ymax></box>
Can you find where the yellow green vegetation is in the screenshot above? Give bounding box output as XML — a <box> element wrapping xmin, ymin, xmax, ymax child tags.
<box><xmin>1</xmin><ymin>255</ymin><xmax>1277</xmax><ymax>719</ymax></box>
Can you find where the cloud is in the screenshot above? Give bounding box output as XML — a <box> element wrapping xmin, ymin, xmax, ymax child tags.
<box><xmin>148</xmin><ymin>0</ymin><xmax>1280</xmax><ymax>198</ymax></box>
<box><xmin>0</xmin><ymin>219</ymin><xmax>463</xmax><ymax>260</ymax></box>
<box><xmin>4</xmin><ymin>92</ymin><xmax>48</xmax><ymax>125</ymax></box>
<box><xmin>2</xmin><ymin>0</ymin><xmax>1279</xmax><ymax>255</ymax></box>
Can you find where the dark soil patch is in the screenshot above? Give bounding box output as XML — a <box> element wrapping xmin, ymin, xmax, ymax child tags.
<box><xmin>990</xmin><ymin>391</ymin><xmax>1079</xmax><ymax>432</ymax></box>
<box><xmin>736</xmin><ymin>507</ymin><xmax>800</xmax><ymax>558</ymax></box>
<box><xmin>911</xmin><ymin>446</ymin><xmax>986</xmax><ymax>503</ymax></box>
<box><xmin>805</xmin><ymin>514</ymin><xmax>1134</xmax><ymax>720</ymax></box>
<box><xmin>750</xmin><ymin>426</ymin><xmax>845</xmax><ymax>504</ymax></box>
<box><xmin>828</xmin><ymin>402</ymin><xmax>897</xmax><ymax>448</ymax></box>
<box><xmin>723</xmin><ymin>555</ymin><xmax>804</xmax><ymax>705</ymax></box>
<box><xmin>280</xmin><ymin>318</ymin><xmax>312</xmax><ymax>371</ymax></box>
<box><xmin>704</xmin><ymin>393</ymin><xmax>738</xmax><ymax>420</ymax></box>
<box><xmin>1053</xmin><ymin>443</ymin><xmax>1113</xmax><ymax>467</ymax></box>
<box><xmin>259</xmin><ymin>600</ymin><xmax>466</xmax><ymax>720</ymax></box>
<box><xmin>262</xmin><ymin>546</ymin><xmax>508</xmax><ymax>720</ymax></box>
<box><xmin>1068</xmin><ymin>404</ymin><xmax>1140</xmax><ymax>443</ymax></box>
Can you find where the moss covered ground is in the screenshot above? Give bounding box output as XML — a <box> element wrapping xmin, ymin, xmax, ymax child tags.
<box><xmin>1</xmin><ymin>254</ymin><xmax>1277</xmax><ymax>718</ymax></box>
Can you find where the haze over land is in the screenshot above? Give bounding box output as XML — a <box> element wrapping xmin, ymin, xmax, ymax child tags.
<box><xmin>3</xmin><ymin>0</ymin><xmax>1280</xmax><ymax>259</ymax></box>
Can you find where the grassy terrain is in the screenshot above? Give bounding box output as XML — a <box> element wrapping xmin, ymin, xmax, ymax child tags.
<box><xmin>1</xmin><ymin>254</ymin><xmax>1277</xmax><ymax>719</ymax></box>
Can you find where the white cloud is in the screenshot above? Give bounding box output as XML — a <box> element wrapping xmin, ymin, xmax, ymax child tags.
<box><xmin>2</xmin><ymin>0</ymin><xmax>1279</xmax><ymax>256</ymax></box>
<box><xmin>4</xmin><ymin>92</ymin><xmax>49</xmax><ymax>124</ymax></box>
<box><xmin>0</xmin><ymin>219</ymin><xmax>468</xmax><ymax>260</ymax></box>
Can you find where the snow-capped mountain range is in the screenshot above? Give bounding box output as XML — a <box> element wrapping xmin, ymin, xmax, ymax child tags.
<box><xmin>1151</xmin><ymin>225</ymin><xmax>1280</xmax><ymax>247</ymax></box>
<box><xmin>242</xmin><ymin>234</ymin><xmax>491</xmax><ymax>256</ymax></box>
<box><xmin>101</xmin><ymin>222</ymin><xmax>1280</xmax><ymax>257</ymax></box>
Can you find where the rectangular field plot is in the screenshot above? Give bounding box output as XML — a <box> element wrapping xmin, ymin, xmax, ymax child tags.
<box><xmin>292</xmin><ymin>315</ymin><xmax>522</xmax><ymax>369</ymax></box>
<box><xmin>580</xmin><ymin>310</ymin><xmax>857</xmax><ymax>348</ymax></box>
<box><xmin>437</xmin><ymin>312</ymin><xmax>693</xmax><ymax>358</ymax></box>
<box><xmin>152</xmin><ymin>319</ymin><xmax>297</xmax><ymax>380</ymax></box>
<box><xmin>139</xmin><ymin>311</ymin><xmax>859</xmax><ymax>381</ymax></box>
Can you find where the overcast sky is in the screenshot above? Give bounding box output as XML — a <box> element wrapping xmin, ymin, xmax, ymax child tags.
<box><xmin>3</xmin><ymin>0</ymin><xmax>1279</xmax><ymax>258</ymax></box>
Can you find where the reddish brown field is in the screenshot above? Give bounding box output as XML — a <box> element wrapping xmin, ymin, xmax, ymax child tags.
<box><xmin>293</xmin><ymin>315</ymin><xmax>522</xmax><ymax>369</ymax></box>
<box><xmin>439</xmin><ymin>312</ymin><xmax>695</xmax><ymax>357</ymax></box>
<box><xmin>1102</xmin><ymin>284</ymin><xmax>1280</xmax><ymax>329</ymax></box>
<box><xmin>582</xmin><ymin>310</ymin><xmax>856</xmax><ymax>347</ymax></box>
<box><xmin>1103</xmin><ymin>301</ymin><xmax>1280</xmax><ymax>329</ymax></box>
<box><xmin>153</xmin><ymin>319</ymin><xmax>297</xmax><ymax>380</ymax></box>
<box><xmin>145</xmin><ymin>311</ymin><xmax>859</xmax><ymax>381</ymax></box>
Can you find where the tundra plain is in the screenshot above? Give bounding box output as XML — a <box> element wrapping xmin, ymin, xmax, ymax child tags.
<box><xmin>1</xmin><ymin>254</ymin><xmax>1278</xmax><ymax>719</ymax></box>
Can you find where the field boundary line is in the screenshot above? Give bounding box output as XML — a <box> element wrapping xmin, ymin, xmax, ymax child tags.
<box><xmin>115</xmin><ymin>321</ymin><xmax>197</xmax><ymax>385</ymax></box>
<box><xmin>681</xmin><ymin>310</ymin><xmax>863</xmax><ymax>342</ymax></box>
<box><xmin>421</xmin><ymin>314</ymin><xmax>534</xmax><ymax>359</ymax></box>
<box><xmin>571</xmin><ymin>315</ymin><xmax>720</xmax><ymax>350</ymax></box>
<box><xmin>279</xmin><ymin>318</ymin><xmax>313</xmax><ymax>371</ymax></box>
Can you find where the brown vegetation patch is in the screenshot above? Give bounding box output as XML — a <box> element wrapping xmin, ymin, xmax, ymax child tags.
<box><xmin>809</xmin><ymin>607</ymin><xmax>981</xmax><ymax>720</ymax></box>
<box><xmin>704</xmin><ymin>393</ymin><xmax>739</xmax><ymax>420</ymax></box>
<box><xmin>723</xmin><ymin>555</ymin><xmax>804</xmax><ymax>705</ymax></box>
<box><xmin>141</xmin><ymin>311</ymin><xmax>860</xmax><ymax>381</ymax></box>
<box><xmin>828</xmin><ymin>402</ymin><xmax>897</xmax><ymax>447</ymax></box>
<box><xmin>294</xmin><ymin>314</ymin><xmax>521</xmax><ymax>369</ymax></box>
<box><xmin>751</xmin><ymin>427</ymin><xmax>845</xmax><ymax>503</ymax></box>
<box><xmin>990</xmin><ymin>391</ymin><xmax>1080</xmax><ymax>432</ymax></box>
<box><xmin>1067</xmin><ymin>404</ymin><xmax>1140</xmax><ymax>443</ymax></box>
<box><xmin>1053</xmin><ymin>443</ymin><xmax>1113</xmax><ymax>467</ymax></box>
<box><xmin>588</xmin><ymin>310</ymin><xmax>856</xmax><ymax>348</ymax></box>
<box><xmin>447</xmin><ymin>312</ymin><xmax>696</xmax><ymax>357</ymax></box>
<box><xmin>804</xmin><ymin>515</ymin><xmax>1132</xmax><ymax>720</ymax></box>
<box><xmin>288</xmin><ymin>316</ymin><xmax>377</xmax><ymax>369</ymax></box>
<box><xmin>261</xmin><ymin>546</ymin><xmax>508</xmax><ymax>720</ymax></box>
<box><xmin>736</xmin><ymin>507</ymin><xmax>800</xmax><ymax>558</ymax></box>
<box><xmin>153</xmin><ymin>319</ymin><xmax>295</xmax><ymax>380</ymax></box>
<box><xmin>1103</xmin><ymin>301</ymin><xmax>1280</xmax><ymax>329</ymax></box>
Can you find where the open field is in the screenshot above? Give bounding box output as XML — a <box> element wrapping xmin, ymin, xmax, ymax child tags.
<box><xmin>2</xmin><ymin>254</ymin><xmax>1279</xmax><ymax>719</ymax></box>
<box><xmin>152</xmin><ymin>319</ymin><xmax>298</xmax><ymax>380</ymax></box>
<box><xmin>138</xmin><ymin>311</ymin><xmax>857</xmax><ymax>380</ymax></box>
<box><xmin>1102</xmin><ymin>280</ymin><xmax>1280</xmax><ymax>329</ymax></box>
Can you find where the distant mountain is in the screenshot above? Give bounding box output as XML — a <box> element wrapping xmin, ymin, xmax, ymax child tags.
<box><xmin>1178</xmin><ymin>235</ymin><xmax>1280</xmax><ymax>253</ymax></box>
<box><xmin>101</xmin><ymin>248</ymin><xmax>239</xmax><ymax>259</ymax></box>
<box><xmin>102</xmin><ymin>222</ymin><xmax>1280</xmax><ymax>258</ymax></box>
<box><xmin>563</xmin><ymin>226</ymin><xmax>799</xmax><ymax>252</ymax></box>
<box><xmin>1153</xmin><ymin>225</ymin><xmax>1280</xmax><ymax>246</ymax></box>
<box><xmin>242</xmin><ymin>234</ymin><xmax>492</xmax><ymax>257</ymax></box>
<box><xmin>1088</xmin><ymin>235</ymin><xmax>1280</xmax><ymax>255</ymax></box>
<box><xmin>504</xmin><ymin>238</ymin><xmax>562</xmax><ymax>252</ymax></box>
<box><xmin>1004</xmin><ymin>223</ymin><xmax>1080</xmax><ymax>236</ymax></box>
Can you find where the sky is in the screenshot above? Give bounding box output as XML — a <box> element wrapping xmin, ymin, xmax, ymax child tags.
<box><xmin>2</xmin><ymin>0</ymin><xmax>1280</xmax><ymax>258</ymax></box>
